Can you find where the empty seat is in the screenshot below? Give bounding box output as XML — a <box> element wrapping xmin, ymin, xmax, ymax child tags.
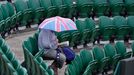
<box><xmin>27</xmin><ymin>0</ymin><xmax>45</xmax><ymax>24</ymax></box>
<box><xmin>99</xmin><ymin>16</ymin><xmax>116</xmax><ymax>41</ymax></box>
<box><xmin>109</xmin><ymin>0</ymin><xmax>125</xmax><ymax>16</ymax></box>
<box><xmin>127</xmin><ymin>16</ymin><xmax>134</xmax><ymax>40</ymax></box>
<box><xmin>104</xmin><ymin>44</ymin><xmax>121</xmax><ymax>69</ymax></box>
<box><xmin>76</xmin><ymin>0</ymin><xmax>93</xmax><ymax>17</ymax></box>
<box><xmin>124</xmin><ymin>0</ymin><xmax>134</xmax><ymax>15</ymax></box>
<box><xmin>115</xmin><ymin>42</ymin><xmax>132</xmax><ymax>59</ymax></box>
<box><xmin>113</xmin><ymin>16</ymin><xmax>130</xmax><ymax>40</ymax></box>
<box><xmin>93</xmin><ymin>0</ymin><xmax>109</xmax><ymax>17</ymax></box>
<box><xmin>92</xmin><ymin>46</ymin><xmax>109</xmax><ymax>73</ymax></box>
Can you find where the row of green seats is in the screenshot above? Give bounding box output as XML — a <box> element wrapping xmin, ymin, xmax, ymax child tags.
<box><xmin>33</xmin><ymin>16</ymin><xmax>134</xmax><ymax>47</ymax></box>
<box><xmin>56</xmin><ymin>18</ymin><xmax>96</xmax><ymax>47</ymax></box>
<box><xmin>22</xmin><ymin>35</ymin><xmax>54</xmax><ymax>75</ymax></box>
<box><xmin>0</xmin><ymin>1</ymin><xmax>17</xmax><ymax>37</ymax></box>
<box><xmin>0</xmin><ymin>0</ymin><xmax>134</xmax><ymax>39</ymax></box>
<box><xmin>65</xmin><ymin>41</ymin><xmax>132</xmax><ymax>75</ymax></box>
<box><xmin>0</xmin><ymin>38</ymin><xmax>28</xmax><ymax>75</ymax></box>
<box><xmin>96</xmin><ymin>16</ymin><xmax>134</xmax><ymax>43</ymax></box>
<box><xmin>76</xmin><ymin>0</ymin><xmax>134</xmax><ymax>18</ymax></box>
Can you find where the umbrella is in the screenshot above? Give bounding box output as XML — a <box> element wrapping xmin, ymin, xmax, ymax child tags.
<box><xmin>39</xmin><ymin>16</ymin><xmax>77</xmax><ymax>32</ymax></box>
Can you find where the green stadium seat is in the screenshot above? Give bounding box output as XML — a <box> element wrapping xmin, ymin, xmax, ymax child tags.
<box><xmin>75</xmin><ymin>19</ymin><xmax>88</xmax><ymax>45</ymax></box>
<box><xmin>127</xmin><ymin>16</ymin><xmax>134</xmax><ymax>40</ymax></box>
<box><xmin>0</xmin><ymin>4</ymin><xmax>11</xmax><ymax>33</ymax></box>
<box><xmin>76</xmin><ymin>0</ymin><xmax>93</xmax><ymax>18</ymax></box>
<box><xmin>65</xmin><ymin>64</ymin><xmax>76</xmax><ymax>75</ymax></box>
<box><xmin>69</xmin><ymin>30</ymin><xmax>80</xmax><ymax>47</ymax></box>
<box><xmin>56</xmin><ymin>31</ymin><xmax>70</xmax><ymax>43</ymax></box>
<box><xmin>115</xmin><ymin>42</ymin><xmax>132</xmax><ymax>59</ymax></box>
<box><xmin>113</xmin><ymin>16</ymin><xmax>130</xmax><ymax>40</ymax></box>
<box><xmin>51</xmin><ymin>0</ymin><xmax>67</xmax><ymax>17</ymax></box>
<box><xmin>27</xmin><ymin>0</ymin><xmax>45</xmax><ymax>24</ymax></box>
<box><xmin>104</xmin><ymin>44</ymin><xmax>121</xmax><ymax>69</ymax></box>
<box><xmin>99</xmin><ymin>16</ymin><xmax>116</xmax><ymax>41</ymax></box>
<box><xmin>39</xmin><ymin>0</ymin><xmax>57</xmax><ymax>18</ymax></box>
<box><xmin>109</xmin><ymin>0</ymin><xmax>125</xmax><ymax>16</ymax></box>
<box><xmin>131</xmin><ymin>42</ymin><xmax>134</xmax><ymax>57</ymax></box>
<box><xmin>124</xmin><ymin>0</ymin><xmax>134</xmax><ymax>15</ymax></box>
<box><xmin>93</xmin><ymin>0</ymin><xmax>109</xmax><ymax>17</ymax></box>
<box><xmin>80</xmin><ymin>49</ymin><xmax>97</xmax><ymax>74</ymax></box>
<box><xmin>92</xmin><ymin>46</ymin><xmax>109</xmax><ymax>73</ymax></box>
<box><xmin>14</xmin><ymin>0</ymin><xmax>32</xmax><ymax>27</ymax></box>
<box><xmin>5</xmin><ymin>2</ymin><xmax>17</xmax><ymax>29</ymax></box>
<box><xmin>85</xmin><ymin>18</ymin><xmax>96</xmax><ymax>43</ymax></box>
<box><xmin>0</xmin><ymin>8</ymin><xmax>5</xmax><ymax>35</ymax></box>
<box><xmin>63</xmin><ymin>0</ymin><xmax>77</xmax><ymax>18</ymax></box>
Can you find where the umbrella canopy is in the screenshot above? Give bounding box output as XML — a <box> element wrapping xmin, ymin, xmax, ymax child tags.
<box><xmin>39</xmin><ymin>16</ymin><xmax>77</xmax><ymax>32</ymax></box>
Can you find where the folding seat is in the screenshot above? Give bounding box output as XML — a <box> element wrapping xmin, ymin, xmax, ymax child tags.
<box><xmin>85</xmin><ymin>18</ymin><xmax>96</xmax><ymax>43</ymax></box>
<box><xmin>115</xmin><ymin>42</ymin><xmax>132</xmax><ymax>59</ymax></box>
<box><xmin>76</xmin><ymin>0</ymin><xmax>93</xmax><ymax>18</ymax></box>
<box><xmin>0</xmin><ymin>4</ymin><xmax>11</xmax><ymax>33</ymax></box>
<box><xmin>82</xmin><ymin>65</ymin><xmax>92</xmax><ymax>75</ymax></box>
<box><xmin>62</xmin><ymin>0</ymin><xmax>77</xmax><ymax>18</ymax></box>
<box><xmin>69</xmin><ymin>57</ymin><xmax>78</xmax><ymax>75</ymax></box>
<box><xmin>124</xmin><ymin>0</ymin><xmax>134</xmax><ymax>15</ymax></box>
<box><xmin>99</xmin><ymin>16</ymin><xmax>116</xmax><ymax>41</ymax></box>
<box><xmin>104</xmin><ymin>44</ymin><xmax>121</xmax><ymax>69</ymax></box>
<box><xmin>22</xmin><ymin>40</ymin><xmax>34</xmax><ymax>74</ymax></box>
<box><xmin>0</xmin><ymin>40</ymin><xmax>10</xmax><ymax>54</ymax></box>
<box><xmin>7</xmin><ymin>63</ymin><xmax>18</xmax><ymax>75</ymax></box>
<box><xmin>16</xmin><ymin>67</ymin><xmax>27</xmax><ymax>75</ymax></box>
<box><xmin>0</xmin><ymin>9</ymin><xmax>5</xmax><ymax>34</ymax></box>
<box><xmin>127</xmin><ymin>16</ymin><xmax>134</xmax><ymax>40</ymax></box>
<box><xmin>39</xmin><ymin>0</ymin><xmax>57</xmax><ymax>18</ymax></box>
<box><xmin>109</xmin><ymin>0</ymin><xmax>125</xmax><ymax>16</ymax></box>
<box><xmin>92</xmin><ymin>46</ymin><xmax>109</xmax><ymax>73</ymax></box>
<box><xmin>65</xmin><ymin>64</ymin><xmax>76</xmax><ymax>75</ymax></box>
<box><xmin>92</xmin><ymin>0</ymin><xmax>109</xmax><ymax>17</ymax></box>
<box><xmin>6</xmin><ymin>51</ymin><xmax>16</xmax><ymax>62</ymax></box>
<box><xmin>51</xmin><ymin>0</ymin><xmax>67</xmax><ymax>17</ymax></box>
<box><xmin>131</xmin><ymin>42</ymin><xmax>134</xmax><ymax>56</ymax></box>
<box><xmin>56</xmin><ymin>31</ymin><xmax>70</xmax><ymax>43</ymax></box>
<box><xmin>80</xmin><ymin>49</ymin><xmax>97</xmax><ymax>73</ymax></box>
<box><xmin>74</xmin><ymin>55</ymin><xmax>83</xmax><ymax>74</ymax></box>
<box><xmin>75</xmin><ymin>19</ymin><xmax>88</xmax><ymax>45</ymax></box>
<box><xmin>39</xmin><ymin>57</ymin><xmax>54</xmax><ymax>75</ymax></box>
<box><xmin>27</xmin><ymin>0</ymin><xmax>45</xmax><ymax>24</ymax></box>
<box><xmin>14</xmin><ymin>0</ymin><xmax>32</xmax><ymax>27</ymax></box>
<box><xmin>69</xmin><ymin>30</ymin><xmax>80</xmax><ymax>47</ymax></box>
<box><xmin>5</xmin><ymin>2</ymin><xmax>17</xmax><ymax>30</ymax></box>
<box><xmin>113</xmin><ymin>16</ymin><xmax>130</xmax><ymax>40</ymax></box>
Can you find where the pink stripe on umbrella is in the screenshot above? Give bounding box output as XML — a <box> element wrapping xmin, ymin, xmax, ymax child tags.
<box><xmin>58</xmin><ymin>17</ymin><xmax>69</xmax><ymax>30</ymax></box>
<box><xmin>57</xmin><ymin>18</ymin><xmax>60</xmax><ymax>32</ymax></box>
<box><xmin>39</xmin><ymin>18</ymin><xmax>55</xmax><ymax>28</ymax></box>
<box><xmin>67</xmin><ymin>20</ymin><xmax>77</xmax><ymax>29</ymax></box>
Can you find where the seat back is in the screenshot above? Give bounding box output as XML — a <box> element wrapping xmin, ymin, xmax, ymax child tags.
<box><xmin>113</xmin><ymin>16</ymin><xmax>127</xmax><ymax>27</ymax></box>
<box><xmin>115</xmin><ymin>42</ymin><xmax>127</xmax><ymax>56</ymax></box>
<box><xmin>104</xmin><ymin>44</ymin><xmax>117</xmax><ymax>57</ymax></box>
<box><xmin>28</xmin><ymin>0</ymin><xmax>41</xmax><ymax>10</ymax></box>
<box><xmin>99</xmin><ymin>16</ymin><xmax>114</xmax><ymax>28</ymax></box>
<box><xmin>39</xmin><ymin>0</ymin><xmax>53</xmax><ymax>9</ymax></box>
<box><xmin>14</xmin><ymin>0</ymin><xmax>29</xmax><ymax>12</ymax></box>
<box><xmin>109</xmin><ymin>0</ymin><xmax>124</xmax><ymax>5</ymax></box>
<box><xmin>127</xmin><ymin>16</ymin><xmax>134</xmax><ymax>27</ymax></box>
<box><xmin>80</xmin><ymin>49</ymin><xmax>94</xmax><ymax>68</ymax></box>
<box><xmin>92</xmin><ymin>46</ymin><xmax>105</xmax><ymax>61</ymax></box>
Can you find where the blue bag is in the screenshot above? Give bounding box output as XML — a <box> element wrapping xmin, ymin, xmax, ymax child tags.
<box><xmin>62</xmin><ymin>46</ymin><xmax>75</xmax><ymax>63</ymax></box>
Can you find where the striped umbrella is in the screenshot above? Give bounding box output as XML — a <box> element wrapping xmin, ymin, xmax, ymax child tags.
<box><xmin>39</xmin><ymin>16</ymin><xmax>77</xmax><ymax>32</ymax></box>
